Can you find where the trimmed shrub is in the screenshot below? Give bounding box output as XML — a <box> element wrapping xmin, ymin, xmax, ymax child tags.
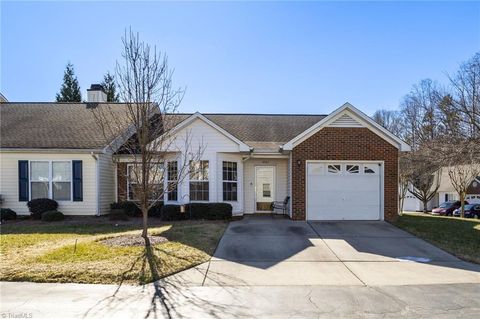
<box><xmin>160</xmin><ymin>205</ymin><xmax>184</xmax><ymax>221</ymax></box>
<box><xmin>41</xmin><ymin>210</ymin><xmax>65</xmax><ymax>222</ymax></box>
<box><xmin>148</xmin><ymin>202</ymin><xmax>164</xmax><ymax>218</ymax></box>
<box><xmin>185</xmin><ymin>203</ymin><xmax>210</xmax><ymax>219</ymax></box>
<box><xmin>110</xmin><ymin>201</ymin><xmax>141</xmax><ymax>217</ymax></box>
<box><xmin>205</xmin><ymin>203</ymin><xmax>233</xmax><ymax>220</ymax></box>
<box><xmin>110</xmin><ymin>201</ymin><xmax>164</xmax><ymax>218</ymax></box>
<box><xmin>27</xmin><ymin>198</ymin><xmax>58</xmax><ymax>219</ymax></box>
<box><xmin>109</xmin><ymin>210</ymin><xmax>129</xmax><ymax>221</ymax></box>
<box><xmin>160</xmin><ymin>203</ymin><xmax>233</xmax><ymax>221</ymax></box>
<box><xmin>0</xmin><ymin>208</ymin><xmax>17</xmax><ymax>221</ymax></box>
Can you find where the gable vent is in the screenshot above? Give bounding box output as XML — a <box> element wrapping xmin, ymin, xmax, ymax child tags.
<box><xmin>328</xmin><ymin>113</ymin><xmax>363</xmax><ymax>128</ymax></box>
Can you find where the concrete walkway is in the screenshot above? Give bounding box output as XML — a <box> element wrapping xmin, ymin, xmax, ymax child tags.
<box><xmin>1</xmin><ymin>216</ymin><xmax>480</xmax><ymax>318</ymax></box>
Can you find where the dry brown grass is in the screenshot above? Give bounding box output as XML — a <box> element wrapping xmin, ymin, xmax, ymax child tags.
<box><xmin>0</xmin><ymin>219</ymin><xmax>228</xmax><ymax>284</ymax></box>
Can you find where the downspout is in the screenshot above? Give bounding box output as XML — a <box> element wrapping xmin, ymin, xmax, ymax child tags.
<box><xmin>91</xmin><ymin>152</ymin><xmax>100</xmax><ymax>216</ymax></box>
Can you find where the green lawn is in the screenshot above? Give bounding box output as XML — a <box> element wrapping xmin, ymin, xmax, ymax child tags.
<box><xmin>393</xmin><ymin>213</ymin><xmax>480</xmax><ymax>264</ymax></box>
<box><xmin>0</xmin><ymin>220</ymin><xmax>228</xmax><ymax>284</ymax></box>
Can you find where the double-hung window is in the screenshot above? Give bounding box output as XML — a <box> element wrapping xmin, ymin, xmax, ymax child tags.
<box><xmin>222</xmin><ymin>161</ymin><xmax>238</xmax><ymax>201</ymax></box>
<box><xmin>30</xmin><ymin>161</ymin><xmax>72</xmax><ymax>201</ymax></box>
<box><xmin>189</xmin><ymin>160</ymin><xmax>209</xmax><ymax>201</ymax></box>
<box><xmin>127</xmin><ymin>163</ymin><xmax>164</xmax><ymax>201</ymax></box>
<box><xmin>167</xmin><ymin>161</ymin><xmax>178</xmax><ymax>201</ymax></box>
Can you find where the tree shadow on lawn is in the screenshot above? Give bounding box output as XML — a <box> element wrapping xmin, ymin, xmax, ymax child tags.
<box><xmin>82</xmin><ymin>237</ymin><xmax>245</xmax><ymax>319</ymax></box>
<box><xmin>0</xmin><ymin>217</ymin><xmax>221</xmax><ymax>237</ymax></box>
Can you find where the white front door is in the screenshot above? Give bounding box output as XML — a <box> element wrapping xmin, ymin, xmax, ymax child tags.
<box><xmin>306</xmin><ymin>162</ymin><xmax>382</xmax><ymax>220</ymax></box>
<box><xmin>255</xmin><ymin>166</ymin><xmax>275</xmax><ymax>212</ymax></box>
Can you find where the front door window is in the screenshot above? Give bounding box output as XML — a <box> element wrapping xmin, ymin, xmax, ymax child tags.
<box><xmin>256</xmin><ymin>167</ymin><xmax>275</xmax><ymax>211</ymax></box>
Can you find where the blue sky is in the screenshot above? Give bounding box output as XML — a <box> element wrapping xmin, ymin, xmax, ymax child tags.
<box><xmin>1</xmin><ymin>1</ymin><xmax>479</xmax><ymax>115</ymax></box>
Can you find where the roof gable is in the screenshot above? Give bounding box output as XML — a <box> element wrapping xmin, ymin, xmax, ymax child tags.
<box><xmin>169</xmin><ymin>112</ymin><xmax>251</xmax><ymax>152</ymax></box>
<box><xmin>282</xmin><ymin>103</ymin><xmax>411</xmax><ymax>151</ymax></box>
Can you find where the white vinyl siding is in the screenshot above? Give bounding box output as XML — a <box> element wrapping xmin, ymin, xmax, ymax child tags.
<box><xmin>0</xmin><ymin>152</ymin><xmax>97</xmax><ymax>215</ymax></box>
<box><xmin>160</xmin><ymin>118</ymin><xmax>245</xmax><ymax>213</ymax></box>
<box><xmin>243</xmin><ymin>158</ymin><xmax>288</xmax><ymax>214</ymax></box>
<box><xmin>98</xmin><ymin>153</ymin><xmax>116</xmax><ymax>215</ymax></box>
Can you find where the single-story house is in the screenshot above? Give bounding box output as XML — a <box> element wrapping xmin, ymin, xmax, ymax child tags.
<box><xmin>0</xmin><ymin>90</ymin><xmax>410</xmax><ymax>221</ymax></box>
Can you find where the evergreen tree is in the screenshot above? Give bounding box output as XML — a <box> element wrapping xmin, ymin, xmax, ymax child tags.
<box><xmin>101</xmin><ymin>72</ymin><xmax>120</xmax><ymax>102</ymax></box>
<box><xmin>56</xmin><ymin>63</ymin><xmax>82</xmax><ymax>102</ymax></box>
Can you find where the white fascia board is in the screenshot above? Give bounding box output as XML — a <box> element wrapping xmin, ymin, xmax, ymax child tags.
<box><xmin>283</xmin><ymin>102</ymin><xmax>411</xmax><ymax>152</ymax></box>
<box><xmin>0</xmin><ymin>148</ymin><xmax>104</xmax><ymax>154</ymax></box>
<box><xmin>160</xmin><ymin>112</ymin><xmax>251</xmax><ymax>152</ymax></box>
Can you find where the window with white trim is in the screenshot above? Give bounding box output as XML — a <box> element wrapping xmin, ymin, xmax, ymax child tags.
<box><xmin>167</xmin><ymin>161</ymin><xmax>178</xmax><ymax>201</ymax></box>
<box><xmin>222</xmin><ymin>161</ymin><xmax>238</xmax><ymax>201</ymax></box>
<box><xmin>127</xmin><ymin>163</ymin><xmax>164</xmax><ymax>201</ymax></box>
<box><xmin>189</xmin><ymin>160</ymin><xmax>209</xmax><ymax>201</ymax></box>
<box><xmin>30</xmin><ymin>161</ymin><xmax>71</xmax><ymax>201</ymax></box>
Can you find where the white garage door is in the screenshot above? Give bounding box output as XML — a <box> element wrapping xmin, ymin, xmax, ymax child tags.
<box><xmin>307</xmin><ymin>162</ymin><xmax>382</xmax><ymax>220</ymax></box>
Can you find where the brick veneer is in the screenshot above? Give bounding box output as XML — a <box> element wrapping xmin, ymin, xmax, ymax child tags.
<box><xmin>117</xmin><ymin>162</ymin><xmax>127</xmax><ymax>201</ymax></box>
<box><xmin>291</xmin><ymin>127</ymin><xmax>399</xmax><ymax>222</ymax></box>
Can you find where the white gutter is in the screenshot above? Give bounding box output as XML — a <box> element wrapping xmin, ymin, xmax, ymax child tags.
<box><xmin>0</xmin><ymin>148</ymin><xmax>104</xmax><ymax>154</ymax></box>
<box><xmin>90</xmin><ymin>152</ymin><xmax>100</xmax><ymax>216</ymax></box>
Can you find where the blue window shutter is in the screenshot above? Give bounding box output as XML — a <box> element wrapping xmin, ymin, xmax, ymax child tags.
<box><xmin>18</xmin><ymin>160</ymin><xmax>29</xmax><ymax>201</ymax></box>
<box><xmin>72</xmin><ymin>160</ymin><xmax>83</xmax><ymax>201</ymax></box>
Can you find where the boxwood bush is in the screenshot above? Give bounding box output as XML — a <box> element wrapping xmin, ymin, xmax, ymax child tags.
<box><xmin>41</xmin><ymin>210</ymin><xmax>65</xmax><ymax>222</ymax></box>
<box><xmin>0</xmin><ymin>208</ymin><xmax>17</xmax><ymax>221</ymax></box>
<box><xmin>110</xmin><ymin>201</ymin><xmax>141</xmax><ymax>217</ymax></box>
<box><xmin>110</xmin><ymin>201</ymin><xmax>163</xmax><ymax>218</ymax></box>
<box><xmin>160</xmin><ymin>204</ymin><xmax>184</xmax><ymax>221</ymax></box>
<box><xmin>160</xmin><ymin>203</ymin><xmax>232</xmax><ymax>221</ymax></box>
<box><xmin>109</xmin><ymin>210</ymin><xmax>129</xmax><ymax>221</ymax></box>
<box><xmin>27</xmin><ymin>198</ymin><xmax>58</xmax><ymax>220</ymax></box>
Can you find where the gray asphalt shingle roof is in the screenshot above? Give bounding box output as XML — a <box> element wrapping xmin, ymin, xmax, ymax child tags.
<box><xmin>0</xmin><ymin>103</ymin><xmax>131</xmax><ymax>149</ymax></box>
<box><xmin>0</xmin><ymin>103</ymin><xmax>326</xmax><ymax>150</ymax></box>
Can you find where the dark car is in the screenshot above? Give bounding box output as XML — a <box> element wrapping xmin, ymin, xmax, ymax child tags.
<box><xmin>452</xmin><ymin>204</ymin><xmax>480</xmax><ymax>218</ymax></box>
<box><xmin>431</xmin><ymin>201</ymin><xmax>467</xmax><ymax>216</ymax></box>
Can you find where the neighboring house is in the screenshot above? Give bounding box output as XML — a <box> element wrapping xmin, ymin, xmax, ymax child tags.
<box><xmin>436</xmin><ymin>168</ymin><xmax>480</xmax><ymax>204</ymax></box>
<box><xmin>0</xmin><ymin>87</ymin><xmax>128</xmax><ymax>215</ymax></box>
<box><xmin>402</xmin><ymin>171</ymin><xmax>480</xmax><ymax>211</ymax></box>
<box><xmin>0</xmin><ymin>94</ymin><xmax>410</xmax><ymax>221</ymax></box>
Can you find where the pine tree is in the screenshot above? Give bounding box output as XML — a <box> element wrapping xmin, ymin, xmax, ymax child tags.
<box><xmin>56</xmin><ymin>63</ymin><xmax>82</xmax><ymax>102</ymax></box>
<box><xmin>101</xmin><ymin>72</ymin><xmax>120</xmax><ymax>102</ymax></box>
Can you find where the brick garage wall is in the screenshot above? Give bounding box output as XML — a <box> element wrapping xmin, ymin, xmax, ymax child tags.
<box><xmin>117</xmin><ymin>162</ymin><xmax>127</xmax><ymax>201</ymax></box>
<box><xmin>291</xmin><ymin>127</ymin><xmax>399</xmax><ymax>222</ymax></box>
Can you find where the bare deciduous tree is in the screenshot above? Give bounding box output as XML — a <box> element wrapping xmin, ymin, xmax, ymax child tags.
<box><xmin>398</xmin><ymin>154</ymin><xmax>413</xmax><ymax>214</ymax></box>
<box><xmin>445</xmin><ymin>146</ymin><xmax>480</xmax><ymax>218</ymax></box>
<box><xmin>372</xmin><ymin>109</ymin><xmax>405</xmax><ymax>139</ymax></box>
<box><xmin>91</xmin><ymin>30</ymin><xmax>203</xmax><ymax>245</ymax></box>
<box><xmin>400</xmin><ymin>79</ymin><xmax>445</xmax><ymax>150</ymax></box>
<box><xmin>449</xmin><ymin>52</ymin><xmax>480</xmax><ymax>139</ymax></box>
<box><xmin>405</xmin><ymin>152</ymin><xmax>441</xmax><ymax>213</ymax></box>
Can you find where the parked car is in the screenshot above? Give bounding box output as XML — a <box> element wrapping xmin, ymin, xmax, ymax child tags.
<box><xmin>465</xmin><ymin>195</ymin><xmax>480</xmax><ymax>204</ymax></box>
<box><xmin>452</xmin><ymin>204</ymin><xmax>480</xmax><ymax>218</ymax></box>
<box><xmin>431</xmin><ymin>201</ymin><xmax>467</xmax><ymax>216</ymax></box>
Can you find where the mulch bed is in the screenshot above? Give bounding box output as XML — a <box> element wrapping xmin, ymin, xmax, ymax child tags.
<box><xmin>100</xmin><ymin>235</ymin><xmax>168</xmax><ymax>247</ymax></box>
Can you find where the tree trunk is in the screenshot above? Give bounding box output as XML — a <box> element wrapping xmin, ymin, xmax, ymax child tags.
<box><xmin>423</xmin><ymin>200</ymin><xmax>428</xmax><ymax>214</ymax></box>
<box><xmin>141</xmin><ymin>206</ymin><xmax>150</xmax><ymax>246</ymax></box>
<box><xmin>460</xmin><ymin>192</ymin><xmax>466</xmax><ymax>219</ymax></box>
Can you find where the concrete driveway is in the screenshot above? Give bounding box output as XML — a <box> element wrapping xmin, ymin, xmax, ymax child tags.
<box><xmin>174</xmin><ymin>215</ymin><xmax>480</xmax><ymax>286</ymax></box>
<box><xmin>2</xmin><ymin>216</ymin><xmax>480</xmax><ymax>318</ymax></box>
